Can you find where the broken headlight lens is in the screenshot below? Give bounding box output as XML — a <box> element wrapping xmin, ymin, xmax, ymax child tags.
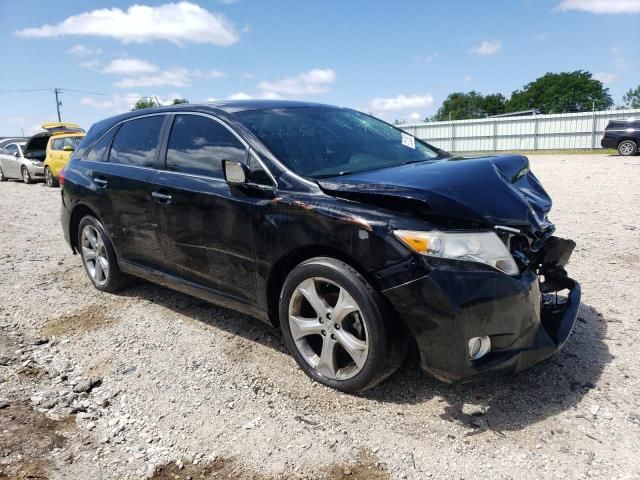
<box><xmin>393</xmin><ymin>230</ymin><xmax>519</xmax><ymax>276</ymax></box>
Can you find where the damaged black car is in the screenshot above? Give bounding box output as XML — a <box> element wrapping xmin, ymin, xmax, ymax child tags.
<box><xmin>60</xmin><ymin>101</ymin><xmax>581</xmax><ymax>393</ymax></box>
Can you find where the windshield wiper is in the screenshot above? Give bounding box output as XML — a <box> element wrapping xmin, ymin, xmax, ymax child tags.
<box><xmin>314</xmin><ymin>170</ymin><xmax>353</xmax><ymax>179</ymax></box>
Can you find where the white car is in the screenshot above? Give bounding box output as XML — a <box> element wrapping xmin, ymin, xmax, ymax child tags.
<box><xmin>0</xmin><ymin>141</ymin><xmax>45</xmax><ymax>183</ymax></box>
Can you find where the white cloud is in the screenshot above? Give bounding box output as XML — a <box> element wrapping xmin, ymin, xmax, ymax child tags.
<box><xmin>102</xmin><ymin>58</ymin><xmax>158</xmax><ymax>75</ymax></box>
<box><xmin>228</xmin><ymin>92</ymin><xmax>253</xmax><ymax>100</ymax></box>
<box><xmin>207</xmin><ymin>70</ymin><xmax>227</xmax><ymax>78</ymax></box>
<box><xmin>424</xmin><ymin>52</ymin><xmax>439</xmax><ymax>63</ymax></box>
<box><xmin>409</xmin><ymin>112</ymin><xmax>422</xmax><ymax>120</ymax></box>
<box><xmin>114</xmin><ymin>68</ymin><xmax>191</xmax><ymax>88</ymax></box>
<box><xmin>241</xmin><ymin>73</ymin><xmax>257</xmax><ymax>79</ymax></box>
<box><xmin>5</xmin><ymin>116</ymin><xmax>26</xmax><ymax>125</ymax></box>
<box><xmin>611</xmin><ymin>47</ymin><xmax>628</xmax><ymax>69</ymax></box>
<box><xmin>463</xmin><ymin>75</ymin><xmax>473</xmax><ymax>83</ymax></box>
<box><xmin>368</xmin><ymin>94</ymin><xmax>434</xmax><ymax>112</ymax></box>
<box><xmin>257</xmin><ymin>68</ymin><xmax>336</xmax><ymax>96</ymax></box>
<box><xmin>81</xmin><ymin>93</ymin><xmax>143</xmax><ymax>109</ymax></box>
<box><xmin>555</xmin><ymin>0</ymin><xmax>640</xmax><ymax>13</ymax></box>
<box><xmin>470</xmin><ymin>40</ymin><xmax>502</xmax><ymax>55</ymax></box>
<box><xmin>534</xmin><ymin>32</ymin><xmax>548</xmax><ymax>40</ymax></box>
<box><xmin>594</xmin><ymin>72</ymin><xmax>618</xmax><ymax>83</ymax></box>
<box><xmin>16</xmin><ymin>2</ymin><xmax>239</xmax><ymax>46</ymax></box>
<box><xmin>68</xmin><ymin>44</ymin><xmax>102</xmax><ymax>56</ymax></box>
<box><xmin>80</xmin><ymin>59</ymin><xmax>102</xmax><ymax>70</ymax></box>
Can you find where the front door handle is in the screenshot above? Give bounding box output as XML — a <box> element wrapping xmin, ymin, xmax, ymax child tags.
<box><xmin>152</xmin><ymin>190</ymin><xmax>172</xmax><ymax>204</ymax></box>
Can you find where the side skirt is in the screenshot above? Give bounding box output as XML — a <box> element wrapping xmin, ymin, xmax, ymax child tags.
<box><xmin>120</xmin><ymin>260</ymin><xmax>272</xmax><ymax>325</ymax></box>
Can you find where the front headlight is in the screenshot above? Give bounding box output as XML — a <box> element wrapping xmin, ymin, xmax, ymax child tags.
<box><xmin>393</xmin><ymin>229</ymin><xmax>519</xmax><ymax>276</ymax></box>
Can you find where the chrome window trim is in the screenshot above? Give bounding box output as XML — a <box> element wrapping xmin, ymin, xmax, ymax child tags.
<box><xmin>82</xmin><ymin>112</ymin><xmax>168</xmax><ymax>170</ymax></box>
<box><xmin>83</xmin><ymin>110</ymin><xmax>278</xmax><ymax>187</ymax></box>
<box><xmin>81</xmin><ymin>159</ymin><xmax>158</xmax><ymax>172</ymax></box>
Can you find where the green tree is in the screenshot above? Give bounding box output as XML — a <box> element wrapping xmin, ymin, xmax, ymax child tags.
<box><xmin>433</xmin><ymin>91</ymin><xmax>507</xmax><ymax>120</ymax></box>
<box><xmin>481</xmin><ymin>93</ymin><xmax>507</xmax><ymax>116</ymax></box>
<box><xmin>622</xmin><ymin>86</ymin><xmax>640</xmax><ymax>109</ymax></box>
<box><xmin>507</xmin><ymin>71</ymin><xmax>613</xmax><ymax>114</ymax></box>
<box><xmin>172</xmin><ymin>98</ymin><xmax>189</xmax><ymax>105</ymax></box>
<box><xmin>131</xmin><ymin>98</ymin><xmax>157</xmax><ymax>111</ymax></box>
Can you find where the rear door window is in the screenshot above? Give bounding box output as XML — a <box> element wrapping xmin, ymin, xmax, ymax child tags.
<box><xmin>52</xmin><ymin>138</ymin><xmax>65</xmax><ymax>150</ymax></box>
<box><xmin>3</xmin><ymin>144</ymin><xmax>17</xmax><ymax>156</ymax></box>
<box><xmin>109</xmin><ymin>116</ymin><xmax>164</xmax><ymax>168</ymax></box>
<box><xmin>165</xmin><ymin>114</ymin><xmax>246</xmax><ymax>178</ymax></box>
<box><xmin>85</xmin><ymin>129</ymin><xmax>117</xmax><ymax>163</ymax></box>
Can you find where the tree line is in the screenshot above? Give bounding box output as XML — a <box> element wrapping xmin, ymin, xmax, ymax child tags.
<box><xmin>132</xmin><ymin>97</ymin><xmax>188</xmax><ymax>110</ymax></box>
<box><xmin>430</xmin><ymin>71</ymin><xmax>640</xmax><ymax>122</ymax></box>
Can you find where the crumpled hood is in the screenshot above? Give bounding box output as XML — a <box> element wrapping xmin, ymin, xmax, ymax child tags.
<box><xmin>317</xmin><ymin>154</ymin><xmax>555</xmax><ymax>242</ymax></box>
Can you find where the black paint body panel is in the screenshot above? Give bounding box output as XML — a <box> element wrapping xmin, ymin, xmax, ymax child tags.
<box><xmin>60</xmin><ymin>101</ymin><xmax>580</xmax><ymax>383</ymax></box>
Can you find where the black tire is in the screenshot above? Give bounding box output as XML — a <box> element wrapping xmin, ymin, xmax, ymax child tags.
<box><xmin>45</xmin><ymin>167</ymin><xmax>59</xmax><ymax>188</ymax></box>
<box><xmin>279</xmin><ymin>257</ymin><xmax>406</xmax><ymax>393</ymax></box>
<box><xmin>21</xmin><ymin>166</ymin><xmax>32</xmax><ymax>184</ymax></box>
<box><xmin>77</xmin><ymin>215</ymin><xmax>130</xmax><ymax>293</ymax></box>
<box><xmin>618</xmin><ymin>140</ymin><xmax>638</xmax><ymax>156</ymax></box>
<box><xmin>0</xmin><ymin>167</ymin><xmax>6</xmax><ymax>182</ymax></box>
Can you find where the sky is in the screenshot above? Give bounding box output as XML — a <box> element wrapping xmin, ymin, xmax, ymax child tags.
<box><xmin>0</xmin><ymin>0</ymin><xmax>639</xmax><ymax>136</ymax></box>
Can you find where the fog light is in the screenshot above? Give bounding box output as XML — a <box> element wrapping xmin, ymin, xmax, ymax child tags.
<box><xmin>468</xmin><ymin>336</ymin><xmax>491</xmax><ymax>360</ymax></box>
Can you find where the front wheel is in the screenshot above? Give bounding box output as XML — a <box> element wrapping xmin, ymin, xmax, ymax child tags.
<box><xmin>77</xmin><ymin>215</ymin><xmax>130</xmax><ymax>292</ymax></box>
<box><xmin>21</xmin><ymin>166</ymin><xmax>32</xmax><ymax>184</ymax></box>
<box><xmin>45</xmin><ymin>166</ymin><xmax>59</xmax><ymax>188</ymax></box>
<box><xmin>0</xmin><ymin>167</ymin><xmax>6</xmax><ymax>182</ymax></box>
<box><xmin>279</xmin><ymin>257</ymin><xmax>405</xmax><ymax>393</ymax></box>
<box><xmin>618</xmin><ymin>140</ymin><xmax>638</xmax><ymax>156</ymax></box>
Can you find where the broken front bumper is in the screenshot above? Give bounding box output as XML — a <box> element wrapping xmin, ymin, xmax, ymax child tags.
<box><xmin>382</xmin><ymin>258</ymin><xmax>581</xmax><ymax>383</ymax></box>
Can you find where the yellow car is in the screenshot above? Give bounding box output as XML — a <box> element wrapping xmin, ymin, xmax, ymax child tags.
<box><xmin>42</xmin><ymin>122</ymin><xmax>85</xmax><ymax>188</ymax></box>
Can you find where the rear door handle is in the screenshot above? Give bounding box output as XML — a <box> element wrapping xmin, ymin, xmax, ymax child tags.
<box><xmin>152</xmin><ymin>190</ymin><xmax>172</xmax><ymax>204</ymax></box>
<box><xmin>93</xmin><ymin>176</ymin><xmax>108</xmax><ymax>188</ymax></box>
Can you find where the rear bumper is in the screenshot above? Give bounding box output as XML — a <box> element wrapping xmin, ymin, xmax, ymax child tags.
<box><xmin>60</xmin><ymin>192</ymin><xmax>72</xmax><ymax>250</ymax></box>
<box><xmin>383</xmin><ymin>263</ymin><xmax>580</xmax><ymax>383</ymax></box>
<box><xmin>601</xmin><ymin>137</ymin><xmax>617</xmax><ymax>149</ymax></box>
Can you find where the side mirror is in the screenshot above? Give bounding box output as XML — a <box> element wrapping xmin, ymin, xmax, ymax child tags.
<box><xmin>63</xmin><ymin>145</ymin><xmax>75</xmax><ymax>152</ymax></box>
<box><xmin>14</xmin><ymin>151</ymin><xmax>20</xmax><ymax>157</ymax></box>
<box><xmin>223</xmin><ymin>160</ymin><xmax>249</xmax><ymax>185</ymax></box>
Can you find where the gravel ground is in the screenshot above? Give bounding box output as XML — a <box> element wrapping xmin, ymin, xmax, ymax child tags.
<box><xmin>1</xmin><ymin>153</ymin><xmax>639</xmax><ymax>479</ymax></box>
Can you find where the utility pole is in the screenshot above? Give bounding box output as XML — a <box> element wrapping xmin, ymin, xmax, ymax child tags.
<box><xmin>53</xmin><ymin>88</ymin><xmax>62</xmax><ymax>122</ymax></box>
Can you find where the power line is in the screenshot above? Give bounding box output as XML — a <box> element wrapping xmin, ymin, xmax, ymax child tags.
<box><xmin>0</xmin><ymin>88</ymin><xmax>55</xmax><ymax>94</ymax></box>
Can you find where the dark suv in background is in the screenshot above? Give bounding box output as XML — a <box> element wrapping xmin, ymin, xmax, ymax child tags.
<box><xmin>601</xmin><ymin>119</ymin><xmax>640</xmax><ymax>156</ymax></box>
<box><xmin>59</xmin><ymin>101</ymin><xmax>580</xmax><ymax>393</ymax></box>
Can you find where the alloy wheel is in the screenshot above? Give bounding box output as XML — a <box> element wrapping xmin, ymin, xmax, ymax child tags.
<box><xmin>21</xmin><ymin>167</ymin><xmax>30</xmax><ymax>183</ymax></box>
<box><xmin>288</xmin><ymin>277</ymin><xmax>369</xmax><ymax>380</ymax></box>
<box><xmin>619</xmin><ymin>141</ymin><xmax>635</xmax><ymax>156</ymax></box>
<box><xmin>81</xmin><ymin>224</ymin><xmax>109</xmax><ymax>287</ymax></box>
<box><xmin>45</xmin><ymin>168</ymin><xmax>53</xmax><ymax>187</ymax></box>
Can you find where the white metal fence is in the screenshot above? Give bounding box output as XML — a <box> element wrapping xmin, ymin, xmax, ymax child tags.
<box><xmin>399</xmin><ymin>108</ymin><xmax>640</xmax><ymax>153</ymax></box>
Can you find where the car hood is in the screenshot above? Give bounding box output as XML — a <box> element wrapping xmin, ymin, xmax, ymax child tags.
<box><xmin>316</xmin><ymin>154</ymin><xmax>555</xmax><ymax>244</ymax></box>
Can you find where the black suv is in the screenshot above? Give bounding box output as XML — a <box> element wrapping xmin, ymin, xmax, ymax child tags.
<box><xmin>601</xmin><ymin>118</ymin><xmax>640</xmax><ymax>156</ymax></box>
<box><xmin>60</xmin><ymin>101</ymin><xmax>580</xmax><ymax>392</ymax></box>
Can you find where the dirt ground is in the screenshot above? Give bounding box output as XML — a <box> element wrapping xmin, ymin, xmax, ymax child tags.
<box><xmin>0</xmin><ymin>154</ymin><xmax>639</xmax><ymax>479</ymax></box>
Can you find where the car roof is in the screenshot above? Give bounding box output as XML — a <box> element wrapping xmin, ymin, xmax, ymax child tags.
<box><xmin>98</xmin><ymin>100</ymin><xmax>337</xmax><ymax>125</ymax></box>
<box><xmin>206</xmin><ymin>99</ymin><xmax>336</xmax><ymax>113</ymax></box>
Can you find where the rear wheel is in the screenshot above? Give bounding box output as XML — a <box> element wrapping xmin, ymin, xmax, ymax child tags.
<box><xmin>618</xmin><ymin>140</ymin><xmax>638</xmax><ymax>156</ymax></box>
<box><xmin>21</xmin><ymin>166</ymin><xmax>32</xmax><ymax>184</ymax></box>
<box><xmin>279</xmin><ymin>257</ymin><xmax>405</xmax><ymax>393</ymax></box>
<box><xmin>45</xmin><ymin>167</ymin><xmax>58</xmax><ymax>188</ymax></box>
<box><xmin>77</xmin><ymin>215</ymin><xmax>130</xmax><ymax>292</ymax></box>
